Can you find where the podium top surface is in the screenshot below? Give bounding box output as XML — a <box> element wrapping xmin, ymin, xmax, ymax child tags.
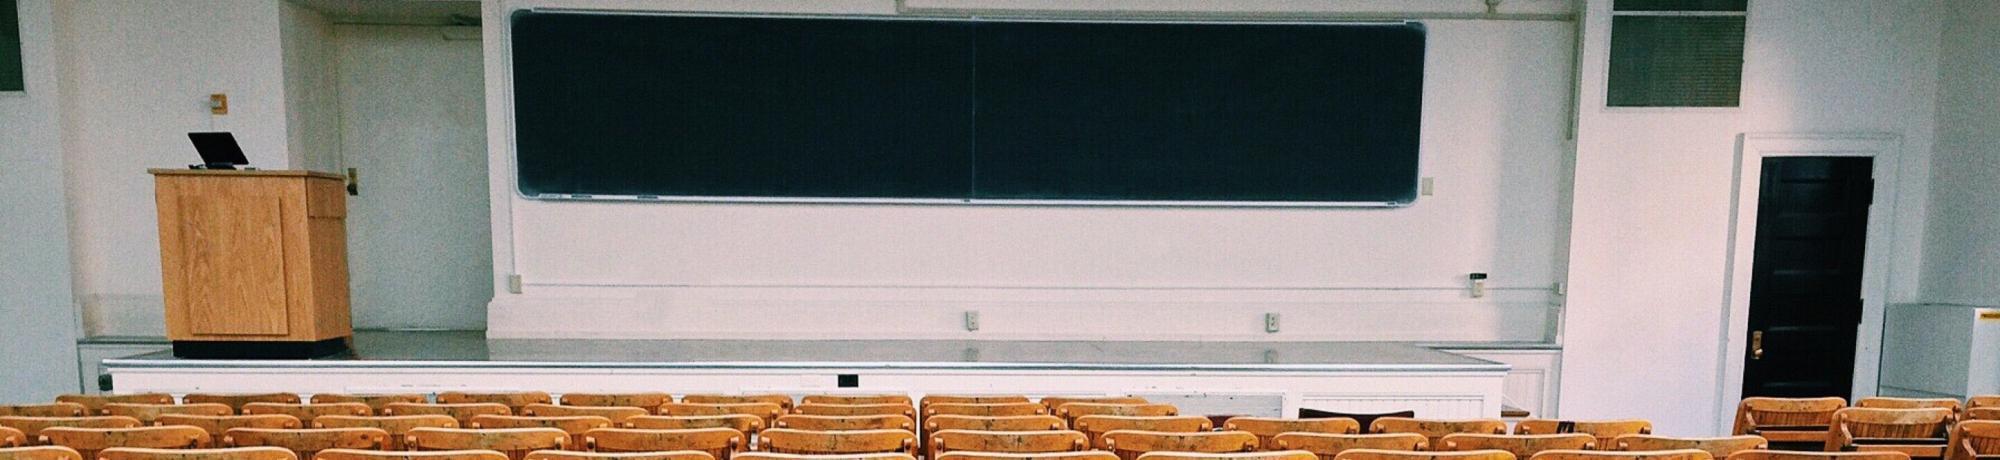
<box><xmin>148</xmin><ymin>168</ymin><xmax>345</xmax><ymax>180</ymax></box>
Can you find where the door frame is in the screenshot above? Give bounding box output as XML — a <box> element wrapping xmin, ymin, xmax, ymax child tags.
<box><xmin>1717</xmin><ymin>132</ymin><xmax>1902</xmax><ymax>430</ymax></box>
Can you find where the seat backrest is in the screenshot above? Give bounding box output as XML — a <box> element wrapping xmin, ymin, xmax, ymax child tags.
<box><xmin>1330</xmin><ymin>448</ymin><xmax>1516</xmax><ymax>460</ymax></box>
<box><xmin>1100</xmin><ymin>430</ymin><xmax>1258</xmax><ymax>460</ymax></box>
<box><xmin>1440</xmin><ymin>434</ymin><xmax>1596</xmax><ymax>457</ymax></box>
<box><xmin>222</xmin><ymin>428</ymin><xmax>387</xmax><ymax>458</ymax></box>
<box><xmin>183</xmin><ymin>396</ymin><xmax>303</xmax><ymax>412</ymax></box>
<box><xmin>315</xmin><ymin>448</ymin><xmax>511</xmax><ymax>460</ymax></box>
<box><xmin>310</xmin><ymin>415</ymin><xmax>457</xmax><ymax>450</ymax></box>
<box><xmin>1</xmin><ymin>427</ymin><xmax>23</xmax><ymax>448</ymax></box>
<box><xmin>1970</xmin><ymin>397</ymin><xmax>2000</xmax><ymax>410</ymax></box>
<box><xmin>381</xmin><ymin>404</ymin><xmax>512</xmax><ymax>426</ymax></box>
<box><xmin>1612</xmin><ymin>435</ymin><xmax>1766</xmax><ymax>458</ymax></box>
<box><xmin>936</xmin><ymin>453</ymin><xmax>1113</xmax><ymax>460</ymax></box>
<box><xmin>105</xmin><ymin>404</ymin><xmax>236</xmax><ymax>425</ymax></box>
<box><xmin>582</xmin><ymin>427</ymin><xmax>742</xmax><ymax>460</ymax></box>
<box><xmin>522</xmin><ymin>451</ymin><xmax>713</xmax><ymax>460</ymax></box>
<box><xmin>1038</xmin><ymin>398</ymin><xmax>1146</xmax><ymax>413</ymax></box>
<box><xmin>677</xmin><ymin>396</ymin><xmax>794</xmax><ymax>412</ymax></box>
<box><xmin>1723</xmin><ymin>451</ymin><xmax>1910</xmax><ymax>460</ymax></box>
<box><xmin>407</xmin><ymin>428</ymin><xmax>567</xmax><ymax>460</ymax></box>
<box><xmin>623</xmin><ymin>416</ymin><xmax>764</xmax><ymax>435</ymax></box>
<box><xmin>436</xmin><ymin>393</ymin><xmax>553</xmax><ymax>413</ymax></box>
<box><xmin>1369</xmin><ymin>419</ymin><xmax>1509</xmax><ymax>446</ymax></box>
<box><xmin>39</xmin><ymin>426</ymin><xmax>211</xmax><ymax>459</ymax></box>
<box><xmin>1827</xmin><ymin>408</ymin><xmax>1954</xmax><ymax>451</ymax></box>
<box><xmin>801</xmin><ymin>396</ymin><xmax>912</xmax><ymax>407</ymax></box>
<box><xmin>655</xmin><ymin>405</ymin><xmax>784</xmax><ymax>425</ymax></box>
<box><xmin>0</xmin><ymin>406</ymin><xmax>86</xmax><ymax>418</ymax></box>
<box><xmin>1856</xmin><ymin>399</ymin><xmax>1962</xmax><ymax>412</ymax></box>
<box><xmin>1054</xmin><ymin>404</ymin><xmax>1177</xmax><ymax>424</ymax></box>
<box><xmin>521</xmin><ymin>406</ymin><xmax>649</xmax><ymax>425</ymax></box>
<box><xmin>1526</xmin><ymin>450</ymin><xmax>1712</xmax><ymax>460</ymax></box>
<box><xmin>1273</xmin><ymin>433</ymin><xmax>1430</xmax><ymax>460</ymax></box>
<box><xmin>307</xmin><ymin>395</ymin><xmax>428</xmax><ymax>414</ymax></box>
<box><xmin>1136</xmin><ymin>452</ymin><xmax>1319</xmax><ymax>460</ymax></box>
<box><xmin>1969</xmin><ymin>409</ymin><xmax>2000</xmax><ymax>422</ymax></box>
<box><xmin>469</xmin><ymin>416</ymin><xmax>614</xmax><ymax>446</ymax></box>
<box><xmin>56</xmin><ymin>395</ymin><xmax>175</xmax><ymax>415</ymax></box>
<box><xmin>739</xmin><ymin>453</ymin><xmax>916</xmax><ymax>460</ymax></box>
<box><xmin>242</xmin><ymin>405</ymin><xmax>371</xmax><ymax>425</ymax></box>
<box><xmin>1223</xmin><ymin>418</ymin><xmax>1362</xmax><ymax>450</ymax></box>
<box><xmin>1514</xmin><ymin>420</ymin><xmax>1653</xmax><ymax>446</ymax></box>
<box><xmin>0</xmin><ymin>417</ymin><xmax>145</xmax><ymax>440</ymax></box>
<box><xmin>774</xmin><ymin>416</ymin><xmax>912</xmax><ymax>432</ymax></box>
<box><xmin>925</xmin><ymin>416</ymin><xmax>1065</xmax><ymax>434</ymax></box>
<box><xmin>791</xmin><ymin>405</ymin><xmax>914</xmax><ymax>419</ymax></box>
<box><xmin>757</xmin><ymin>429</ymin><xmax>916</xmax><ymax>456</ymax></box>
<box><xmin>0</xmin><ymin>446</ymin><xmax>82</xmax><ymax>460</ymax></box>
<box><xmin>926</xmin><ymin>404</ymin><xmax>1047</xmax><ymax>418</ymax></box>
<box><xmin>98</xmin><ymin>447</ymin><xmax>297</xmax><ymax>460</ymax></box>
<box><xmin>928</xmin><ymin>430</ymin><xmax>1087</xmax><ymax>459</ymax></box>
<box><xmin>157</xmin><ymin>415</ymin><xmax>302</xmax><ymax>435</ymax></box>
<box><xmin>556</xmin><ymin>394</ymin><xmax>671</xmax><ymax>409</ymax></box>
<box><xmin>1072</xmin><ymin>416</ymin><xmax>1211</xmax><ymax>448</ymax></box>
<box><xmin>1950</xmin><ymin>420</ymin><xmax>2000</xmax><ymax>460</ymax></box>
<box><xmin>1734</xmin><ymin>398</ymin><xmax>1848</xmax><ymax>435</ymax></box>
<box><xmin>922</xmin><ymin>396</ymin><xmax>1032</xmax><ymax>411</ymax></box>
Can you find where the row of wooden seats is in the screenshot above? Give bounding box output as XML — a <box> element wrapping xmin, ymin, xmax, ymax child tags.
<box><xmin>0</xmin><ymin>445</ymin><xmax>1952</xmax><ymax>460</ymax></box>
<box><xmin>1734</xmin><ymin>396</ymin><xmax>2000</xmax><ymax>457</ymax></box>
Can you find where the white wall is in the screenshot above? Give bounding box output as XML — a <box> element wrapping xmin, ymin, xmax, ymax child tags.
<box><xmin>280</xmin><ymin>1</ymin><xmax>340</xmax><ymax>172</ymax></box>
<box><xmin>59</xmin><ymin>0</ymin><xmax>294</xmax><ymax>337</ymax></box>
<box><xmin>482</xmin><ymin>0</ymin><xmax>1579</xmax><ymax>341</ymax></box>
<box><xmin>1921</xmin><ymin>0</ymin><xmax>2000</xmax><ymax>306</ymax></box>
<box><xmin>1561</xmin><ymin>0</ymin><xmax>1943</xmax><ymax>436</ymax></box>
<box><xmin>0</xmin><ymin>0</ymin><xmax>84</xmax><ymax>401</ymax></box>
<box><xmin>334</xmin><ymin>24</ymin><xmax>491</xmax><ymax>330</ymax></box>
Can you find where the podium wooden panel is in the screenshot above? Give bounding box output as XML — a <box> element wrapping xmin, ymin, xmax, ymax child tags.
<box><xmin>151</xmin><ymin>169</ymin><xmax>352</xmax><ymax>358</ymax></box>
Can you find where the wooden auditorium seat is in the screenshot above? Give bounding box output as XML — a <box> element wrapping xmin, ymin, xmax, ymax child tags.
<box><xmin>1442</xmin><ymin>434</ymin><xmax>1598</xmax><ymax>457</ymax></box>
<box><xmin>926</xmin><ymin>404</ymin><xmax>1047</xmax><ymax>418</ymax></box>
<box><xmin>1968</xmin><ymin>410</ymin><xmax>2000</xmax><ymax>422</ymax></box>
<box><xmin>57</xmin><ymin>395</ymin><xmax>175</xmax><ymax>415</ymax></box>
<box><xmin>469</xmin><ymin>416</ymin><xmax>614</xmax><ymax>448</ymax></box>
<box><xmin>1224</xmin><ymin>417</ymin><xmax>1362</xmax><ymax>449</ymax></box>
<box><xmin>0</xmin><ymin>416</ymin><xmax>144</xmax><ymax>441</ymax></box>
<box><xmin>307</xmin><ymin>395</ymin><xmax>429</xmax><ymax>414</ymax></box>
<box><xmin>436</xmin><ymin>394</ymin><xmax>553</xmax><ymax>413</ymax></box>
<box><xmin>158</xmin><ymin>415</ymin><xmax>302</xmax><ymax>434</ymax></box>
<box><xmin>98</xmin><ymin>447</ymin><xmax>297</xmax><ymax>460</ymax></box>
<box><xmin>1723</xmin><ymin>451</ymin><xmax>1910</xmax><ymax>460</ymax></box>
<box><xmin>1275</xmin><ymin>433</ymin><xmax>1431</xmax><ymax>460</ymax></box>
<box><xmin>1526</xmin><ymin>450</ymin><xmax>1712</xmax><ymax>460</ymax></box>
<box><xmin>1612</xmin><ymin>436</ymin><xmax>1768</xmax><ymax>458</ymax></box>
<box><xmin>1330</xmin><ymin>449</ymin><xmax>1516</xmax><ymax>460</ymax></box>
<box><xmin>1073</xmin><ymin>416</ymin><xmax>1211</xmax><ymax>448</ymax></box>
<box><xmin>1370</xmin><ymin>418</ymin><xmax>1509</xmax><ymax>446</ymax></box>
<box><xmin>1856</xmin><ymin>400</ymin><xmax>1961</xmax><ymax>413</ymax></box>
<box><xmin>623</xmin><ymin>416</ymin><xmax>763</xmax><ymax>435</ymax></box>
<box><xmin>221</xmin><ymin>428</ymin><xmax>388</xmax><ymax>458</ymax></box>
<box><xmin>1</xmin><ymin>427</ymin><xmax>23</xmax><ymax>447</ymax></box>
<box><xmin>740</xmin><ymin>453</ymin><xmax>916</xmax><ymax>460</ymax></box>
<box><xmin>104</xmin><ymin>404</ymin><xmax>235</xmax><ymax>424</ymax></box>
<box><xmin>1136</xmin><ymin>452</ymin><xmax>1319</xmax><ymax>460</ymax></box>
<box><xmin>935</xmin><ymin>452</ymin><xmax>1113</xmax><ymax>460</ymax></box>
<box><xmin>556</xmin><ymin>395</ymin><xmax>671</xmax><ymax>409</ymax></box>
<box><xmin>1734</xmin><ymin>398</ymin><xmax>1848</xmax><ymax>447</ymax></box>
<box><xmin>1056</xmin><ymin>405</ymin><xmax>1177</xmax><ymax>424</ymax></box>
<box><xmin>1515</xmin><ymin>420</ymin><xmax>1653</xmax><ymax>448</ymax></box>
<box><xmin>581</xmin><ymin>427</ymin><xmax>743</xmax><ymax>460</ymax></box>
<box><xmin>0</xmin><ymin>446</ymin><xmax>81</xmax><ymax>460</ymax></box>
<box><xmin>925</xmin><ymin>415</ymin><xmax>1065</xmax><ymax>433</ymax></box>
<box><xmin>315</xmin><ymin>448</ymin><xmax>511</xmax><ymax>460</ymax></box>
<box><xmin>39</xmin><ymin>426</ymin><xmax>211</xmax><ymax>460</ymax></box>
<box><xmin>927</xmin><ymin>429</ymin><xmax>1087</xmax><ymax>459</ymax></box>
<box><xmin>1038</xmin><ymin>398</ymin><xmax>1146</xmax><ymax>413</ymax></box>
<box><xmin>800</xmin><ymin>396</ymin><xmax>911</xmax><ymax>407</ymax></box>
<box><xmin>520</xmin><ymin>406</ymin><xmax>649</xmax><ymax>426</ymax></box>
<box><xmin>757</xmin><ymin>429</ymin><xmax>916</xmax><ymax>456</ymax></box>
<box><xmin>406</xmin><ymin>428</ymin><xmax>568</xmax><ymax>460</ymax></box>
<box><xmin>184</xmin><ymin>395</ymin><xmax>303</xmax><ymax>412</ymax></box>
<box><xmin>773</xmin><ymin>416</ymin><xmax>912</xmax><ymax>432</ymax></box>
<box><xmin>243</xmin><ymin>405</ymin><xmax>372</xmax><ymax>425</ymax></box>
<box><xmin>310</xmin><ymin>415</ymin><xmax>457</xmax><ymax>450</ymax></box>
<box><xmin>1100</xmin><ymin>430</ymin><xmax>1258</xmax><ymax>460</ymax></box>
<box><xmin>1948</xmin><ymin>420</ymin><xmax>2000</xmax><ymax>460</ymax></box>
<box><xmin>1825</xmin><ymin>408</ymin><xmax>1954</xmax><ymax>458</ymax></box>
<box><xmin>678</xmin><ymin>396</ymin><xmax>794</xmax><ymax>413</ymax></box>
<box><xmin>524</xmin><ymin>451</ymin><xmax>713</xmax><ymax>460</ymax></box>
<box><xmin>1970</xmin><ymin>398</ymin><xmax>2000</xmax><ymax>410</ymax></box>
<box><xmin>655</xmin><ymin>405</ymin><xmax>783</xmax><ymax>426</ymax></box>
<box><xmin>791</xmin><ymin>405</ymin><xmax>915</xmax><ymax>420</ymax></box>
<box><xmin>381</xmin><ymin>404</ymin><xmax>512</xmax><ymax>426</ymax></box>
<box><xmin>922</xmin><ymin>396</ymin><xmax>1033</xmax><ymax>411</ymax></box>
<box><xmin>0</xmin><ymin>406</ymin><xmax>85</xmax><ymax>418</ymax></box>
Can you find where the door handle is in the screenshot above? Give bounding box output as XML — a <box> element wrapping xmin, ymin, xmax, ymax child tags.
<box><xmin>1751</xmin><ymin>330</ymin><xmax>1764</xmax><ymax>360</ymax></box>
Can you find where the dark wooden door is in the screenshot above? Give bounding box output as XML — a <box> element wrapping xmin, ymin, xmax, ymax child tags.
<box><xmin>1742</xmin><ymin>157</ymin><xmax>1873</xmax><ymax>398</ymax></box>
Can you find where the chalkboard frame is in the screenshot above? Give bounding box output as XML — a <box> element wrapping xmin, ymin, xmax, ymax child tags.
<box><xmin>509</xmin><ymin>10</ymin><xmax>1425</xmax><ymax>208</ymax></box>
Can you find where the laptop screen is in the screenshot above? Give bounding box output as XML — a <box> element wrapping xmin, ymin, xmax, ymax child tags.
<box><xmin>187</xmin><ymin>132</ymin><xmax>249</xmax><ymax>166</ymax></box>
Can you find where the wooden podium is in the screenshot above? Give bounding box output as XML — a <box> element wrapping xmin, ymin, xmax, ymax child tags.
<box><xmin>150</xmin><ymin>169</ymin><xmax>352</xmax><ymax>358</ymax></box>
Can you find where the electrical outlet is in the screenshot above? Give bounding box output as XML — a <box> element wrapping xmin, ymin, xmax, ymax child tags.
<box><xmin>964</xmin><ymin>311</ymin><xmax>980</xmax><ymax>331</ymax></box>
<box><xmin>1264</xmin><ymin>313</ymin><xmax>1280</xmax><ymax>333</ymax></box>
<box><xmin>1420</xmin><ymin>177</ymin><xmax>1435</xmax><ymax>196</ymax></box>
<box><xmin>209</xmin><ymin>94</ymin><xmax>228</xmax><ymax>115</ymax></box>
<box><xmin>506</xmin><ymin>274</ymin><xmax>523</xmax><ymax>294</ymax></box>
